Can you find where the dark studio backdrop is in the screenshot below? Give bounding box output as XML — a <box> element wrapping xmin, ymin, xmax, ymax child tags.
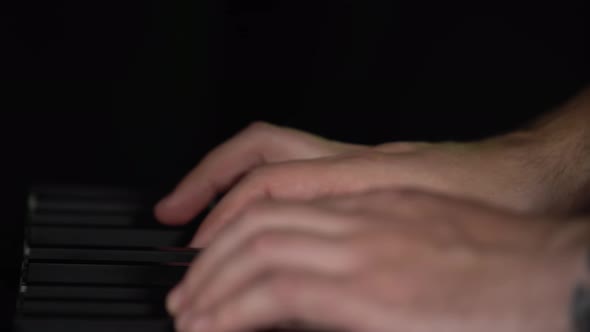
<box><xmin>0</xmin><ymin>0</ymin><xmax>588</xmax><ymax>327</ymax></box>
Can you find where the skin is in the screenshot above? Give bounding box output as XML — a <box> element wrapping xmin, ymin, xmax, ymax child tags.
<box><xmin>155</xmin><ymin>86</ymin><xmax>590</xmax><ymax>332</ymax></box>
<box><xmin>166</xmin><ymin>190</ymin><xmax>590</xmax><ymax>332</ymax></box>
<box><xmin>156</xmin><ymin>88</ymin><xmax>590</xmax><ymax>247</ymax></box>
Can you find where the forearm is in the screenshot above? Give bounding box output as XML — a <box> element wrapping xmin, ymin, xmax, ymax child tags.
<box><xmin>530</xmin><ymin>86</ymin><xmax>590</xmax><ymax>144</ymax></box>
<box><xmin>492</xmin><ymin>86</ymin><xmax>590</xmax><ymax>215</ymax></box>
<box><xmin>533</xmin><ymin>86</ymin><xmax>590</xmax><ymax>214</ymax></box>
<box><xmin>551</xmin><ymin>218</ymin><xmax>590</xmax><ymax>332</ymax></box>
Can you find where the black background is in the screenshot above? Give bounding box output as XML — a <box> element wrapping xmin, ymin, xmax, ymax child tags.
<box><xmin>0</xmin><ymin>0</ymin><xmax>588</xmax><ymax>327</ymax></box>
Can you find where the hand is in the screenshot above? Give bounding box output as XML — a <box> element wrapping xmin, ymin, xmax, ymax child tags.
<box><xmin>166</xmin><ymin>189</ymin><xmax>589</xmax><ymax>332</ymax></box>
<box><xmin>155</xmin><ymin>121</ymin><xmax>566</xmax><ymax>247</ymax></box>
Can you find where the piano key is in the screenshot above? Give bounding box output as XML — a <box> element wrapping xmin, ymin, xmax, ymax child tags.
<box><xmin>28</xmin><ymin>248</ymin><xmax>197</xmax><ymax>263</ymax></box>
<box><xmin>30</xmin><ymin>185</ymin><xmax>140</xmax><ymax>200</ymax></box>
<box><xmin>29</xmin><ymin>195</ymin><xmax>141</xmax><ymax>215</ymax></box>
<box><xmin>29</xmin><ymin>226</ymin><xmax>192</xmax><ymax>248</ymax></box>
<box><xmin>23</xmin><ymin>285</ymin><xmax>169</xmax><ymax>301</ymax></box>
<box><xmin>13</xmin><ymin>317</ymin><xmax>173</xmax><ymax>332</ymax></box>
<box><xmin>13</xmin><ymin>317</ymin><xmax>320</xmax><ymax>332</ymax></box>
<box><xmin>21</xmin><ymin>300</ymin><xmax>166</xmax><ymax>316</ymax></box>
<box><xmin>12</xmin><ymin>185</ymin><xmax>210</xmax><ymax>332</ymax></box>
<box><xmin>26</xmin><ymin>263</ymin><xmax>186</xmax><ymax>286</ymax></box>
<box><xmin>29</xmin><ymin>213</ymin><xmax>138</xmax><ymax>226</ymax></box>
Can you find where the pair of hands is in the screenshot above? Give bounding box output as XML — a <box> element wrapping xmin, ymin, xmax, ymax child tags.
<box><xmin>155</xmin><ymin>122</ymin><xmax>587</xmax><ymax>332</ymax></box>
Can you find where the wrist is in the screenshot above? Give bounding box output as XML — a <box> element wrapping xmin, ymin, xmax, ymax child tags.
<box><xmin>529</xmin><ymin>120</ymin><xmax>590</xmax><ymax>216</ymax></box>
<box><xmin>472</xmin><ymin>130</ymin><xmax>573</xmax><ymax>215</ymax></box>
<box><xmin>546</xmin><ymin>220</ymin><xmax>590</xmax><ymax>332</ymax></box>
<box><xmin>508</xmin><ymin>220</ymin><xmax>590</xmax><ymax>332</ymax></box>
<box><xmin>480</xmin><ymin>119</ymin><xmax>590</xmax><ymax>215</ymax></box>
<box><xmin>527</xmin><ymin>88</ymin><xmax>590</xmax><ymax>214</ymax></box>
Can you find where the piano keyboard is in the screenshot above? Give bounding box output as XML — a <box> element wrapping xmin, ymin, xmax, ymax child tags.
<box><xmin>13</xmin><ymin>185</ymin><xmax>200</xmax><ymax>332</ymax></box>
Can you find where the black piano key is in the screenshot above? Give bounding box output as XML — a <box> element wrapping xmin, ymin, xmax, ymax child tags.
<box><xmin>29</xmin><ymin>196</ymin><xmax>141</xmax><ymax>215</ymax></box>
<box><xmin>13</xmin><ymin>317</ymin><xmax>173</xmax><ymax>332</ymax></box>
<box><xmin>28</xmin><ymin>247</ymin><xmax>197</xmax><ymax>263</ymax></box>
<box><xmin>29</xmin><ymin>226</ymin><xmax>192</xmax><ymax>248</ymax></box>
<box><xmin>23</xmin><ymin>285</ymin><xmax>169</xmax><ymax>301</ymax></box>
<box><xmin>26</xmin><ymin>263</ymin><xmax>186</xmax><ymax>286</ymax></box>
<box><xmin>29</xmin><ymin>213</ymin><xmax>138</xmax><ymax>226</ymax></box>
<box><xmin>21</xmin><ymin>300</ymin><xmax>166</xmax><ymax>316</ymax></box>
<box><xmin>30</xmin><ymin>185</ymin><xmax>140</xmax><ymax>200</ymax></box>
<box><xmin>13</xmin><ymin>318</ymin><xmax>316</xmax><ymax>332</ymax></box>
<box><xmin>29</xmin><ymin>211</ymin><xmax>206</xmax><ymax>227</ymax></box>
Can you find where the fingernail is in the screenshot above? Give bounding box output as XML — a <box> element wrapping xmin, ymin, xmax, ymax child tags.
<box><xmin>167</xmin><ymin>286</ymin><xmax>185</xmax><ymax>314</ymax></box>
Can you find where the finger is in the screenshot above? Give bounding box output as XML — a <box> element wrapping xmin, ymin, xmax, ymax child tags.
<box><xmin>185</xmin><ymin>230</ymin><xmax>359</xmax><ymax>315</ymax></box>
<box><xmin>175</xmin><ymin>271</ymin><xmax>371</xmax><ymax>332</ymax></box>
<box><xmin>191</xmin><ymin>153</ymin><xmax>387</xmax><ymax>246</ymax></box>
<box><xmin>167</xmin><ymin>201</ymin><xmax>360</xmax><ymax>314</ymax></box>
<box><xmin>154</xmin><ymin>122</ymin><xmax>355</xmax><ymax>225</ymax></box>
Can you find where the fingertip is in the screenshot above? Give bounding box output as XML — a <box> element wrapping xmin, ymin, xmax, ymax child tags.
<box><xmin>166</xmin><ymin>285</ymin><xmax>186</xmax><ymax>316</ymax></box>
<box><xmin>154</xmin><ymin>197</ymin><xmax>192</xmax><ymax>225</ymax></box>
<box><xmin>156</xmin><ymin>193</ymin><xmax>181</xmax><ymax>210</ymax></box>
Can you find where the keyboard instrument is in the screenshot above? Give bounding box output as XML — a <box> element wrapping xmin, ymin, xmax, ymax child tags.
<box><xmin>12</xmin><ymin>185</ymin><xmax>200</xmax><ymax>332</ymax></box>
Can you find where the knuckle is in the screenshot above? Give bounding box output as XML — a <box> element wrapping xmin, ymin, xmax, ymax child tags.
<box><xmin>243</xmin><ymin>163</ymin><xmax>288</xmax><ymax>190</ymax></box>
<box><xmin>244</xmin><ymin>121</ymin><xmax>276</xmax><ymax>136</ymax></box>
<box><xmin>234</xmin><ymin>166</ymin><xmax>280</xmax><ymax>200</ymax></box>
<box><xmin>374</xmin><ymin>141</ymin><xmax>423</xmax><ymax>153</ymax></box>
<box><xmin>248</xmin><ymin>164</ymin><xmax>278</xmax><ymax>182</ymax></box>
<box><xmin>243</xmin><ymin>162</ymin><xmax>298</xmax><ymax>193</ymax></box>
